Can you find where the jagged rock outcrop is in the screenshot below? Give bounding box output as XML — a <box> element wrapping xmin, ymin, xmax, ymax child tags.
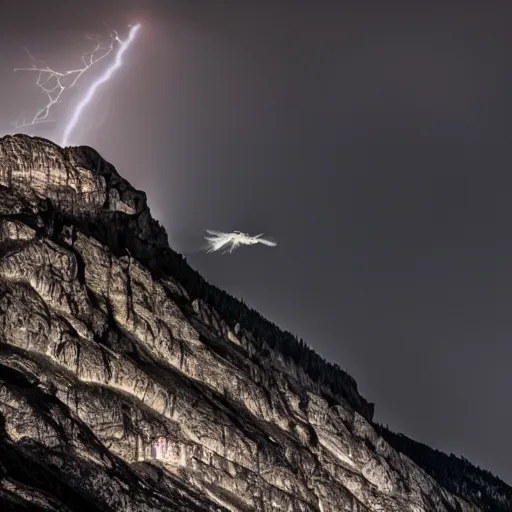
<box><xmin>0</xmin><ymin>134</ymin><xmax>508</xmax><ymax>511</ymax></box>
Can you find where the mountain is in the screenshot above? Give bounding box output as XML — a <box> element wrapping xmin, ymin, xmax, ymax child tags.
<box><xmin>0</xmin><ymin>133</ymin><xmax>509</xmax><ymax>511</ymax></box>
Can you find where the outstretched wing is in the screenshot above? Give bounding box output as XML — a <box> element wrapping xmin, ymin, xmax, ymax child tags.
<box><xmin>205</xmin><ymin>229</ymin><xmax>226</xmax><ymax>236</ymax></box>
<box><xmin>256</xmin><ymin>238</ymin><xmax>277</xmax><ymax>247</ymax></box>
<box><xmin>205</xmin><ymin>230</ymin><xmax>236</xmax><ymax>253</ymax></box>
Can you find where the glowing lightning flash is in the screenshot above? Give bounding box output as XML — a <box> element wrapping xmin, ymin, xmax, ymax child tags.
<box><xmin>62</xmin><ymin>23</ymin><xmax>141</xmax><ymax>147</ymax></box>
<box><xmin>14</xmin><ymin>33</ymin><xmax>118</xmax><ymax>129</ymax></box>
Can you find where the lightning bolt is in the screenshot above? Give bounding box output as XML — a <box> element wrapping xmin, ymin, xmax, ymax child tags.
<box><xmin>62</xmin><ymin>23</ymin><xmax>141</xmax><ymax>147</ymax></box>
<box><xmin>14</xmin><ymin>32</ymin><xmax>117</xmax><ymax>129</ymax></box>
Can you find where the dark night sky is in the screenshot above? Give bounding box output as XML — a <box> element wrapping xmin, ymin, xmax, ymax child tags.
<box><xmin>1</xmin><ymin>1</ymin><xmax>511</xmax><ymax>484</ymax></box>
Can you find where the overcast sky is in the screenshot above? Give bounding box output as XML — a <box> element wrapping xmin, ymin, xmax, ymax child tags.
<box><xmin>1</xmin><ymin>0</ymin><xmax>511</xmax><ymax>484</ymax></box>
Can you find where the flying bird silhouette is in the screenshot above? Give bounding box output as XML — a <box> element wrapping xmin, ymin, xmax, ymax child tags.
<box><xmin>205</xmin><ymin>230</ymin><xmax>277</xmax><ymax>254</ymax></box>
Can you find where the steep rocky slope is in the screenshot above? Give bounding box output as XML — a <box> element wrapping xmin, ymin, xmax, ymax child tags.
<box><xmin>375</xmin><ymin>426</ymin><xmax>512</xmax><ymax>512</ymax></box>
<box><xmin>0</xmin><ymin>134</ymin><xmax>508</xmax><ymax>511</ymax></box>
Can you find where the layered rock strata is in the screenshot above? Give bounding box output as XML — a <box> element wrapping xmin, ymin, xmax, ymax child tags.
<box><xmin>0</xmin><ymin>134</ymin><xmax>486</xmax><ymax>511</ymax></box>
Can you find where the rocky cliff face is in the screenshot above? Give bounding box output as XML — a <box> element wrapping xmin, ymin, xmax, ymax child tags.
<box><xmin>0</xmin><ymin>134</ymin><xmax>508</xmax><ymax>511</ymax></box>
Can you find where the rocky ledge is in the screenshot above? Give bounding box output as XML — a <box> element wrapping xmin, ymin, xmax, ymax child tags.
<box><xmin>0</xmin><ymin>134</ymin><xmax>507</xmax><ymax>511</ymax></box>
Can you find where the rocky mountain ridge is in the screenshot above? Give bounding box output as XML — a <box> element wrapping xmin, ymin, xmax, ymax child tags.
<box><xmin>0</xmin><ymin>134</ymin><xmax>509</xmax><ymax>511</ymax></box>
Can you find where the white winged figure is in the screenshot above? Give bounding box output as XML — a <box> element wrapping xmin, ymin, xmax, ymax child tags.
<box><xmin>205</xmin><ymin>230</ymin><xmax>277</xmax><ymax>254</ymax></box>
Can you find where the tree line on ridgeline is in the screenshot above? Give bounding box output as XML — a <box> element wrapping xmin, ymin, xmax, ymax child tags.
<box><xmin>374</xmin><ymin>424</ymin><xmax>512</xmax><ymax>512</ymax></box>
<box><xmin>47</xmin><ymin>203</ymin><xmax>511</xmax><ymax>510</ymax></box>
<box><xmin>168</xmin><ymin>251</ymin><xmax>512</xmax><ymax>511</ymax></box>
<box><xmin>166</xmin><ymin>251</ymin><xmax>374</xmax><ymax>420</ymax></box>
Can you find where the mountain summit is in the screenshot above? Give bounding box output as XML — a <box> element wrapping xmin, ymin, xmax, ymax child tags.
<box><xmin>0</xmin><ymin>134</ymin><xmax>509</xmax><ymax>511</ymax></box>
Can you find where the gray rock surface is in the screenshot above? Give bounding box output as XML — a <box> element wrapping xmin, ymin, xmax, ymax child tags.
<box><xmin>0</xmin><ymin>134</ymin><xmax>492</xmax><ymax>511</ymax></box>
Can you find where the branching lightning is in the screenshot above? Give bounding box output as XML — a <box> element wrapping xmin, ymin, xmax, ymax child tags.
<box><xmin>205</xmin><ymin>230</ymin><xmax>277</xmax><ymax>254</ymax></box>
<box><xmin>14</xmin><ymin>32</ymin><xmax>118</xmax><ymax>129</ymax></box>
<box><xmin>62</xmin><ymin>23</ymin><xmax>141</xmax><ymax>147</ymax></box>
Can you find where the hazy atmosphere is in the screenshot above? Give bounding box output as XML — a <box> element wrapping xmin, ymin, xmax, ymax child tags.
<box><xmin>1</xmin><ymin>0</ymin><xmax>511</xmax><ymax>483</ymax></box>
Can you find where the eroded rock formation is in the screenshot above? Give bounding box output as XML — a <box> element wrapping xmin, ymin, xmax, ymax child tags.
<box><xmin>0</xmin><ymin>134</ymin><xmax>507</xmax><ymax>511</ymax></box>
